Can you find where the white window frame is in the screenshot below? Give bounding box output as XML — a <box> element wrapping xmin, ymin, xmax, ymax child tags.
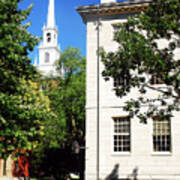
<box><xmin>112</xmin><ymin>116</ymin><xmax>131</xmax><ymax>155</ymax></box>
<box><xmin>151</xmin><ymin>117</ymin><xmax>172</xmax><ymax>155</ymax></box>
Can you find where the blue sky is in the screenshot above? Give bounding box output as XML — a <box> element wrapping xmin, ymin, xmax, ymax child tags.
<box><xmin>19</xmin><ymin>0</ymin><xmax>100</xmax><ymax>62</ymax></box>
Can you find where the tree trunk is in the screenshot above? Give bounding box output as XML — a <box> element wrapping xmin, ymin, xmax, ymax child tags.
<box><xmin>3</xmin><ymin>159</ymin><xmax>7</xmax><ymax>176</ymax></box>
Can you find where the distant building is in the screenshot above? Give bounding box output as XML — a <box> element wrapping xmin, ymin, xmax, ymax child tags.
<box><xmin>77</xmin><ymin>0</ymin><xmax>180</xmax><ymax>180</ymax></box>
<box><xmin>37</xmin><ymin>0</ymin><xmax>60</xmax><ymax>77</ymax></box>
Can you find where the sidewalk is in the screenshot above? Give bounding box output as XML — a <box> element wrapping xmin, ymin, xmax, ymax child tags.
<box><xmin>0</xmin><ymin>177</ymin><xmax>19</xmax><ymax>180</ymax></box>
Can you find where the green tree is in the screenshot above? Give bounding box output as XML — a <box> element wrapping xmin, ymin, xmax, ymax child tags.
<box><xmin>46</xmin><ymin>47</ymin><xmax>86</xmax><ymax>148</ymax></box>
<box><xmin>30</xmin><ymin>47</ymin><xmax>85</xmax><ymax>179</ymax></box>
<box><xmin>0</xmin><ymin>0</ymin><xmax>53</xmax><ymax>175</ymax></box>
<box><xmin>101</xmin><ymin>0</ymin><xmax>180</xmax><ymax>122</ymax></box>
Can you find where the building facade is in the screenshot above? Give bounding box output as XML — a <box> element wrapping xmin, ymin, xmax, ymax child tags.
<box><xmin>77</xmin><ymin>0</ymin><xmax>180</xmax><ymax>180</ymax></box>
<box><xmin>38</xmin><ymin>0</ymin><xmax>60</xmax><ymax>76</ymax></box>
<box><xmin>0</xmin><ymin>158</ymin><xmax>16</xmax><ymax>179</ymax></box>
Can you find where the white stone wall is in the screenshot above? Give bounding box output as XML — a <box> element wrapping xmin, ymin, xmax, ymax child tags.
<box><xmin>0</xmin><ymin>157</ymin><xmax>15</xmax><ymax>178</ymax></box>
<box><xmin>85</xmin><ymin>14</ymin><xmax>180</xmax><ymax>180</ymax></box>
<box><xmin>42</xmin><ymin>28</ymin><xmax>58</xmax><ymax>47</ymax></box>
<box><xmin>38</xmin><ymin>47</ymin><xmax>60</xmax><ymax>76</ymax></box>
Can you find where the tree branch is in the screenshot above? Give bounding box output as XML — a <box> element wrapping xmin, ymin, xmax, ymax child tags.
<box><xmin>143</xmin><ymin>83</ymin><xmax>178</xmax><ymax>99</ymax></box>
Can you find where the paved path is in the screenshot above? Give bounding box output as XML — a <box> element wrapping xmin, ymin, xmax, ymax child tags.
<box><xmin>0</xmin><ymin>177</ymin><xmax>19</xmax><ymax>180</ymax></box>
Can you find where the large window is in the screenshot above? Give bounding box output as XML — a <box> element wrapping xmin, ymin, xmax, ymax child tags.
<box><xmin>153</xmin><ymin>117</ymin><xmax>171</xmax><ymax>152</ymax></box>
<box><xmin>113</xmin><ymin>117</ymin><xmax>131</xmax><ymax>152</ymax></box>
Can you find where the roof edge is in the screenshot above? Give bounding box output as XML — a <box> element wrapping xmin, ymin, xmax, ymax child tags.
<box><xmin>76</xmin><ymin>0</ymin><xmax>152</xmax><ymax>23</ymax></box>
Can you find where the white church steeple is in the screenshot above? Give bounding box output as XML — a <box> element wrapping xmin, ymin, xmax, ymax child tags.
<box><xmin>38</xmin><ymin>0</ymin><xmax>60</xmax><ymax>76</ymax></box>
<box><xmin>47</xmin><ymin>0</ymin><xmax>55</xmax><ymax>28</ymax></box>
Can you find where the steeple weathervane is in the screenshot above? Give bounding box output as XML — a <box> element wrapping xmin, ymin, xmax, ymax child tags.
<box><xmin>47</xmin><ymin>0</ymin><xmax>55</xmax><ymax>28</ymax></box>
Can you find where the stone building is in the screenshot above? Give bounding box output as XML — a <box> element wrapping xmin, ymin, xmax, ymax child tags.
<box><xmin>77</xmin><ymin>0</ymin><xmax>180</xmax><ymax>180</ymax></box>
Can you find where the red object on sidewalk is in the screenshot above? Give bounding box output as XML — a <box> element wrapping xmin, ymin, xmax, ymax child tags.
<box><xmin>12</xmin><ymin>149</ymin><xmax>30</xmax><ymax>177</ymax></box>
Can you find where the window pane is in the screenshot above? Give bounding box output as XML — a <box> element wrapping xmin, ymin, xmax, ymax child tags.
<box><xmin>113</xmin><ymin>117</ymin><xmax>130</xmax><ymax>152</ymax></box>
<box><xmin>153</xmin><ymin>118</ymin><xmax>171</xmax><ymax>152</ymax></box>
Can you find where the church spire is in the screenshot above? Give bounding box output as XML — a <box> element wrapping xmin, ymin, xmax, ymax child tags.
<box><xmin>47</xmin><ymin>0</ymin><xmax>55</xmax><ymax>28</ymax></box>
<box><xmin>38</xmin><ymin>0</ymin><xmax>60</xmax><ymax>76</ymax></box>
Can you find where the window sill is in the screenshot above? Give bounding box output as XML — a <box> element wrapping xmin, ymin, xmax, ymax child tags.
<box><xmin>111</xmin><ymin>152</ymin><xmax>131</xmax><ymax>156</ymax></box>
<box><xmin>151</xmin><ymin>152</ymin><xmax>172</xmax><ymax>156</ymax></box>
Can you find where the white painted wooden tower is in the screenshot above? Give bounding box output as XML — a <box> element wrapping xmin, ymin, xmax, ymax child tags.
<box><xmin>38</xmin><ymin>0</ymin><xmax>60</xmax><ymax>76</ymax></box>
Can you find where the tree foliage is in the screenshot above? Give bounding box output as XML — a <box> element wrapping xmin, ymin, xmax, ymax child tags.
<box><xmin>0</xmin><ymin>0</ymin><xmax>53</xmax><ymax>168</ymax></box>
<box><xmin>101</xmin><ymin>0</ymin><xmax>180</xmax><ymax>122</ymax></box>
<box><xmin>30</xmin><ymin>47</ymin><xmax>86</xmax><ymax>179</ymax></box>
<box><xmin>0</xmin><ymin>79</ymin><xmax>52</xmax><ymax>158</ymax></box>
<box><xmin>44</xmin><ymin>47</ymin><xmax>86</xmax><ymax>148</ymax></box>
<box><xmin>0</xmin><ymin>0</ymin><xmax>39</xmax><ymax>90</ymax></box>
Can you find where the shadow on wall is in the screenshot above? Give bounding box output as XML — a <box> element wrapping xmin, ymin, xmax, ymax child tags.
<box><xmin>105</xmin><ymin>165</ymin><xmax>139</xmax><ymax>180</ymax></box>
<box><xmin>105</xmin><ymin>164</ymin><xmax>119</xmax><ymax>180</ymax></box>
<box><xmin>127</xmin><ymin>166</ymin><xmax>138</xmax><ymax>180</ymax></box>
